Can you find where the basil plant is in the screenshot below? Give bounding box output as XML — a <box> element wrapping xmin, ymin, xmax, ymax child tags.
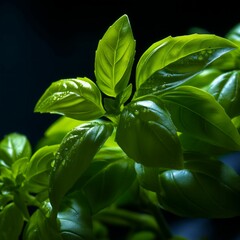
<box><xmin>1</xmin><ymin>14</ymin><xmax>240</xmax><ymax>240</ymax></box>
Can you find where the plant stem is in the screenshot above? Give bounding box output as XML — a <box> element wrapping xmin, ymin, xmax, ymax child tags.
<box><xmin>139</xmin><ymin>187</ymin><xmax>173</xmax><ymax>239</ymax></box>
<box><xmin>94</xmin><ymin>207</ymin><xmax>172</xmax><ymax>239</ymax></box>
<box><xmin>148</xmin><ymin>202</ymin><xmax>173</xmax><ymax>239</ymax></box>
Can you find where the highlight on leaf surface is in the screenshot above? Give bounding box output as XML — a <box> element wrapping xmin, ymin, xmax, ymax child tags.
<box><xmin>36</xmin><ymin>116</ymin><xmax>85</xmax><ymax>148</ymax></box>
<box><xmin>34</xmin><ymin>77</ymin><xmax>106</xmax><ymax>121</ymax></box>
<box><xmin>156</xmin><ymin>158</ymin><xmax>240</xmax><ymax>218</ymax></box>
<box><xmin>207</xmin><ymin>70</ymin><xmax>240</xmax><ymax>118</ymax></box>
<box><xmin>135</xmin><ymin>34</ymin><xmax>237</xmax><ymax>98</ymax></box>
<box><xmin>73</xmin><ymin>146</ymin><xmax>136</xmax><ymax>214</ymax></box>
<box><xmin>160</xmin><ymin>85</ymin><xmax>240</xmax><ymax>150</ymax></box>
<box><xmin>95</xmin><ymin>14</ymin><xmax>136</xmax><ymax>97</ymax></box>
<box><xmin>116</xmin><ymin>96</ymin><xmax>183</xmax><ymax>169</ymax></box>
<box><xmin>49</xmin><ymin>120</ymin><xmax>114</xmax><ymax>213</ymax></box>
<box><xmin>24</xmin><ymin>144</ymin><xmax>59</xmax><ymax>194</ymax></box>
<box><xmin>57</xmin><ymin>191</ymin><xmax>94</xmax><ymax>240</ymax></box>
<box><xmin>0</xmin><ymin>132</ymin><xmax>32</xmax><ymax>167</ymax></box>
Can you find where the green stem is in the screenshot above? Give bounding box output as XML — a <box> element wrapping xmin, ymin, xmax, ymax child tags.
<box><xmin>104</xmin><ymin>114</ymin><xmax>120</xmax><ymax>125</ymax></box>
<box><xmin>94</xmin><ymin>207</ymin><xmax>170</xmax><ymax>239</ymax></box>
<box><xmin>140</xmin><ymin>187</ymin><xmax>173</xmax><ymax>239</ymax></box>
<box><xmin>148</xmin><ymin>202</ymin><xmax>173</xmax><ymax>239</ymax></box>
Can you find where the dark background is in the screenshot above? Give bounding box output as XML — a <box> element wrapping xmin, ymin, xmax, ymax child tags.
<box><xmin>0</xmin><ymin>1</ymin><xmax>240</xmax><ymax>239</ymax></box>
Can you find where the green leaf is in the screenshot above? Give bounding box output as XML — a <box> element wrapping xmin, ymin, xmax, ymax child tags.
<box><xmin>58</xmin><ymin>191</ymin><xmax>94</xmax><ymax>240</ymax></box>
<box><xmin>0</xmin><ymin>132</ymin><xmax>32</xmax><ymax>166</ymax></box>
<box><xmin>34</xmin><ymin>78</ymin><xmax>105</xmax><ymax>121</ymax></box>
<box><xmin>208</xmin><ymin>49</ymin><xmax>240</xmax><ymax>71</ymax></box>
<box><xmin>226</xmin><ymin>23</ymin><xmax>240</xmax><ymax>47</ymax></box>
<box><xmin>135</xmin><ymin>34</ymin><xmax>237</xmax><ymax>97</ymax></box>
<box><xmin>36</xmin><ymin>116</ymin><xmax>85</xmax><ymax>149</ymax></box>
<box><xmin>44</xmin><ymin>116</ymin><xmax>84</xmax><ymax>137</ymax></box>
<box><xmin>135</xmin><ymin>163</ymin><xmax>160</xmax><ymax>192</ymax></box>
<box><xmin>25</xmin><ymin>145</ymin><xmax>59</xmax><ymax>194</ymax></box>
<box><xmin>104</xmin><ymin>84</ymin><xmax>133</xmax><ymax>115</ymax></box>
<box><xmin>13</xmin><ymin>190</ymin><xmax>30</xmax><ymax>220</ymax></box>
<box><xmin>0</xmin><ymin>203</ymin><xmax>24</xmax><ymax>240</ymax></box>
<box><xmin>11</xmin><ymin>157</ymin><xmax>29</xmax><ymax>179</ymax></box>
<box><xmin>23</xmin><ymin>208</ymin><xmax>61</xmax><ymax>240</ymax></box>
<box><xmin>116</xmin><ymin>96</ymin><xmax>183</xmax><ymax>168</ymax></box>
<box><xmin>207</xmin><ymin>70</ymin><xmax>240</xmax><ymax>117</ymax></box>
<box><xmin>75</xmin><ymin>147</ymin><xmax>136</xmax><ymax>214</ymax></box>
<box><xmin>232</xmin><ymin>115</ymin><xmax>240</xmax><ymax>132</ymax></box>
<box><xmin>179</xmin><ymin>133</ymin><xmax>230</xmax><ymax>156</ymax></box>
<box><xmin>181</xmin><ymin>68</ymin><xmax>222</xmax><ymax>90</ymax></box>
<box><xmin>49</xmin><ymin>120</ymin><xmax>114</xmax><ymax>213</ymax></box>
<box><xmin>157</xmin><ymin>158</ymin><xmax>240</xmax><ymax>218</ymax></box>
<box><xmin>95</xmin><ymin>14</ymin><xmax>136</xmax><ymax>97</ymax></box>
<box><xmin>161</xmin><ymin>86</ymin><xmax>240</xmax><ymax>150</ymax></box>
<box><xmin>210</xmin><ymin>24</ymin><xmax>240</xmax><ymax>70</ymax></box>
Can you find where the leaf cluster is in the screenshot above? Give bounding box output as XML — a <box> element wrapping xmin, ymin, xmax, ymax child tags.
<box><xmin>1</xmin><ymin>14</ymin><xmax>240</xmax><ymax>240</ymax></box>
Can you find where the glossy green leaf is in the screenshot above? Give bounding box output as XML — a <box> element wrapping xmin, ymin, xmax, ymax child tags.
<box><xmin>34</xmin><ymin>78</ymin><xmax>105</xmax><ymax>120</ymax></box>
<box><xmin>25</xmin><ymin>145</ymin><xmax>59</xmax><ymax>194</ymax></box>
<box><xmin>58</xmin><ymin>191</ymin><xmax>94</xmax><ymax>240</ymax></box>
<box><xmin>13</xmin><ymin>190</ymin><xmax>30</xmax><ymax>220</ymax></box>
<box><xmin>179</xmin><ymin>133</ymin><xmax>230</xmax><ymax>156</ymax></box>
<box><xmin>207</xmin><ymin>71</ymin><xmax>240</xmax><ymax>117</ymax></box>
<box><xmin>232</xmin><ymin>115</ymin><xmax>240</xmax><ymax>132</ymax></box>
<box><xmin>103</xmin><ymin>84</ymin><xmax>133</xmax><ymax>115</ymax></box>
<box><xmin>44</xmin><ymin>116</ymin><xmax>84</xmax><ymax>137</ymax></box>
<box><xmin>0</xmin><ymin>132</ymin><xmax>31</xmax><ymax>166</ymax></box>
<box><xmin>0</xmin><ymin>189</ymin><xmax>12</xmax><ymax>209</ymax></box>
<box><xmin>135</xmin><ymin>163</ymin><xmax>160</xmax><ymax>192</ymax></box>
<box><xmin>161</xmin><ymin>86</ymin><xmax>240</xmax><ymax>150</ymax></box>
<box><xmin>181</xmin><ymin>68</ymin><xmax>222</xmax><ymax>90</ymax></box>
<box><xmin>0</xmin><ymin>175</ymin><xmax>15</xmax><ymax>194</ymax></box>
<box><xmin>0</xmin><ymin>167</ymin><xmax>12</xmax><ymax>190</ymax></box>
<box><xmin>78</xmin><ymin>147</ymin><xmax>136</xmax><ymax>214</ymax></box>
<box><xmin>209</xmin><ymin>24</ymin><xmax>240</xmax><ymax>70</ymax></box>
<box><xmin>226</xmin><ymin>23</ymin><xmax>240</xmax><ymax>47</ymax></box>
<box><xmin>0</xmin><ymin>203</ymin><xmax>24</xmax><ymax>240</ymax></box>
<box><xmin>23</xmin><ymin>208</ymin><xmax>61</xmax><ymax>240</ymax></box>
<box><xmin>36</xmin><ymin>117</ymin><xmax>85</xmax><ymax>148</ymax></box>
<box><xmin>49</xmin><ymin>120</ymin><xmax>114</xmax><ymax>213</ymax></box>
<box><xmin>116</xmin><ymin>96</ymin><xmax>183</xmax><ymax>168</ymax></box>
<box><xmin>11</xmin><ymin>157</ymin><xmax>29</xmax><ymax>179</ymax></box>
<box><xmin>95</xmin><ymin>14</ymin><xmax>136</xmax><ymax>97</ymax></box>
<box><xmin>157</xmin><ymin>158</ymin><xmax>240</xmax><ymax>218</ymax></box>
<box><xmin>135</xmin><ymin>34</ymin><xmax>237</xmax><ymax>97</ymax></box>
<box><xmin>208</xmin><ymin>49</ymin><xmax>240</xmax><ymax>71</ymax></box>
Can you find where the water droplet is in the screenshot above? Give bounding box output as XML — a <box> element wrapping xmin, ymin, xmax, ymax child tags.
<box><xmin>134</xmin><ymin>110</ymin><xmax>139</xmax><ymax>115</ymax></box>
<box><xmin>161</xmin><ymin>84</ymin><xmax>166</xmax><ymax>89</ymax></box>
<box><xmin>51</xmin><ymin>160</ymin><xmax>55</xmax><ymax>167</ymax></box>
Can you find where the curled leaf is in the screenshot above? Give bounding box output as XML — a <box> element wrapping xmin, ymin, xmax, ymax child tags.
<box><xmin>34</xmin><ymin>78</ymin><xmax>105</xmax><ymax>121</ymax></box>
